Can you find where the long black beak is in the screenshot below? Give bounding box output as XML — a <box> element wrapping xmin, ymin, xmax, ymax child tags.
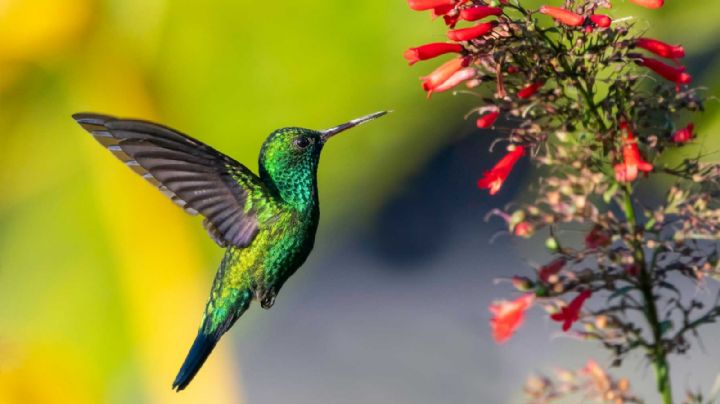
<box><xmin>319</xmin><ymin>111</ymin><xmax>389</xmax><ymax>143</ymax></box>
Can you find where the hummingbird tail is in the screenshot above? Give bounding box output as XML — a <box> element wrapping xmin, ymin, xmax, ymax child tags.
<box><xmin>172</xmin><ymin>331</ymin><xmax>218</xmax><ymax>391</ymax></box>
<box><xmin>172</xmin><ymin>286</ymin><xmax>254</xmax><ymax>391</ymax></box>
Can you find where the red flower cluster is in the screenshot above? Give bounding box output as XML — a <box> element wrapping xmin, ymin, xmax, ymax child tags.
<box><xmin>404</xmin><ymin>0</ymin><xmax>503</xmax><ymax>95</ymax></box>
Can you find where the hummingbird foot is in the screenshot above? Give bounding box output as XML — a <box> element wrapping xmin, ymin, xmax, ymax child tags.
<box><xmin>260</xmin><ymin>293</ymin><xmax>276</xmax><ymax>309</ymax></box>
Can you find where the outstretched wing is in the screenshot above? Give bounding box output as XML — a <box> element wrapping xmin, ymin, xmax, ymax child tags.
<box><xmin>74</xmin><ymin>113</ymin><xmax>276</xmax><ymax>248</ymax></box>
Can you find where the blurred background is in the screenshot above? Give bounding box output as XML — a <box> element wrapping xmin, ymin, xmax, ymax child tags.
<box><xmin>0</xmin><ymin>1</ymin><xmax>719</xmax><ymax>403</ymax></box>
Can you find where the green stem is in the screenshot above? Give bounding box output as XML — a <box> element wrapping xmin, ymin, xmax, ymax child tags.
<box><xmin>623</xmin><ymin>186</ymin><xmax>673</xmax><ymax>404</ymax></box>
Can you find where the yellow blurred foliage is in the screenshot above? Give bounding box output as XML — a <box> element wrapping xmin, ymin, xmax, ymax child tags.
<box><xmin>0</xmin><ymin>0</ymin><xmax>91</xmax><ymax>62</ymax></box>
<box><xmin>0</xmin><ymin>344</ymin><xmax>100</xmax><ymax>404</ymax></box>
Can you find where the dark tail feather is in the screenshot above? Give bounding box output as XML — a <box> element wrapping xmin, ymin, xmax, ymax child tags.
<box><xmin>172</xmin><ymin>331</ymin><xmax>218</xmax><ymax>391</ymax></box>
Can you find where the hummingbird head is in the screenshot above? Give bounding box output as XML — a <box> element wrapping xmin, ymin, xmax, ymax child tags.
<box><xmin>258</xmin><ymin>111</ymin><xmax>388</xmax><ymax>208</ymax></box>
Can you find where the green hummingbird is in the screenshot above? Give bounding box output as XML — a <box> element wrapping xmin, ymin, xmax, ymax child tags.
<box><xmin>73</xmin><ymin>110</ymin><xmax>387</xmax><ymax>391</ymax></box>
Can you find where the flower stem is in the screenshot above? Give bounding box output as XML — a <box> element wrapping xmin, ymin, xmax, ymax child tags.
<box><xmin>623</xmin><ymin>185</ymin><xmax>673</xmax><ymax>404</ymax></box>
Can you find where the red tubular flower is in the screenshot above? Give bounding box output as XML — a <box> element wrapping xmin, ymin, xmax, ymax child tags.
<box><xmin>432</xmin><ymin>3</ymin><xmax>454</xmax><ymax>16</ymax></box>
<box><xmin>404</xmin><ymin>43</ymin><xmax>464</xmax><ymax>65</ymax></box>
<box><xmin>637</xmin><ymin>56</ymin><xmax>692</xmax><ymax>85</ymax></box>
<box><xmin>539</xmin><ymin>5</ymin><xmax>585</xmax><ymax>27</ymax></box>
<box><xmin>672</xmin><ymin>123</ymin><xmax>695</xmax><ymax>144</ymax></box>
<box><xmin>551</xmin><ymin>290</ymin><xmax>592</xmax><ymax>331</ymax></box>
<box><xmin>539</xmin><ymin>257</ymin><xmax>566</xmax><ymax>283</ymax></box>
<box><xmin>589</xmin><ymin>14</ymin><xmax>612</xmax><ymax>28</ymax></box>
<box><xmin>614</xmin><ymin>124</ymin><xmax>653</xmax><ymax>183</ymax></box>
<box><xmin>407</xmin><ymin>0</ymin><xmax>454</xmax><ymax>11</ymax></box>
<box><xmin>517</xmin><ymin>82</ymin><xmax>544</xmax><ymax>99</ymax></box>
<box><xmin>489</xmin><ymin>294</ymin><xmax>534</xmax><ymax>343</ymax></box>
<box><xmin>447</xmin><ymin>21</ymin><xmax>496</xmax><ymax>41</ymax></box>
<box><xmin>476</xmin><ymin>110</ymin><xmax>500</xmax><ymax>128</ymax></box>
<box><xmin>478</xmin><ymin>146</ymin><xmax>526</xmax><ymax>195</ymax></box>
<box><xmin>421</xmin><ymin>57</ymin><xmax>464</xmax><ymax>92</ymax></box>
<box><xmin>629</xmin><ymin>0</ymin><xmax>664</xmax><ymax>8</ymax></box>
<box><xmin>431</xmin><ymin>67</ymin><xmax>476</xmax><ymax>94</ymax></box>
<box><xmin>635</xmin><ymin>38</ymin><xmax>685</xmax><ymax>60</ymax></box>
<box><xmin>459</xmin><ymin>5</ymin><xmax>502</xmax><ymax>21</ymax></box>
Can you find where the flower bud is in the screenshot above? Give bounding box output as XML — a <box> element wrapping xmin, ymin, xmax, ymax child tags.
<box><xmin>629</xmin><ymin>0</ymin><xmax>663</xmax><ymax>9</ymax></box>
<box><xmin>407</xmin><ymin>0</ymin><xmax>454</xmax><ymax>11</ymax></box>
<box><xmin>476</xmin><ymin>110</ymin><xmax>500</xmax><ymax>128</ymax></box>
<box><xmin>404</xmin><ymin>43</ymin><xmax>464</xmax><ymax>65</ymax></box>
<box><xmin>511</xmin><ymin>276</ymin><xmax>534</xmax><ymax>292</ymax></box>
<box><xmin>539</xmin><ymin>6</ymin><xmax>585</xmax><ymax>27</ymax></box>
<box><xmin>459</xmin><ymin>5</ymin><xmax>502</xmax><ymax>21</ymax></box>
<box><xmin>447</xmin><ymin>21</ymin><xmax>496</xmax><ymax>41</ymax></box>
<box><xmin>635</xmin><ymin>38</ymin><xmax>685</xmax><ymax>60</ymax></box>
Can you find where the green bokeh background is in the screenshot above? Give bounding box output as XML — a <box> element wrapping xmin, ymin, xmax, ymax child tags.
<box><xmin>0</xmin><ymin>1</ymin><xmax>717</xmax><ymax>403</ymax></box>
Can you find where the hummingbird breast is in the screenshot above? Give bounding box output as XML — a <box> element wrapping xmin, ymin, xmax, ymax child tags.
<box><xmin>230</xmin><ymin>205</ymin><xmax>320</xmax><ymax>308</ymax></box>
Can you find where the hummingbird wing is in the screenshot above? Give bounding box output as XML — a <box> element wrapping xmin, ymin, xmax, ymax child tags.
<box><xmin>73</xmin><ymin>113</ymin><xmax>277</xmax><ymax>248</ymax></box>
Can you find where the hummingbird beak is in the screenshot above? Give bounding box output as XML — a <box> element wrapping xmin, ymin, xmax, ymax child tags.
<box><xmin>319</xmin><ymin>111</ymin><xmax>389</xmax><ymax>143</ymax></box>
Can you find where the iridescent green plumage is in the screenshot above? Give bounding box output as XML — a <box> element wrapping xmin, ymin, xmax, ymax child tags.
<box><xmin>72</xmin><ymin>111</ymin><xmax>386</xmax><ymax>391</ymax></box>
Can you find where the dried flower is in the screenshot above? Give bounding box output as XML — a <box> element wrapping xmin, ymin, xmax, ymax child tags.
<box><xmin>539</xmin><ymin>258</ymin><xmax>566</xmax><ymax>283</ymax></box>
<box><xmin>490</xmin><ymin>294</ymin><xmax>534</xmax><ymax>343</ymax></box>
<box><xmin>585</xmin><ymin>225</ymin><xmax>611</xmax><ymax>249</ymax></box>
<box><xmin>551</xmin><ymin>290</ymin><xmax>592</xmax><ymax>331</ymax></box>
<box><xmin>512</xmin><ymin>276</ymin><xmax>534</xmax><ymax>292</ymax></box>
<box><xmin>478</xmin><ymin>145</ymin><xmax>526</xmax><ymax>195</ymax></box>
<box><xmin>539</xmin><ymin>6</ymin><xmax>585</xmax><ymax>27</ymax></box>
<box><xmin>404</xmin><ymin>43</ymin><xmax>464</xmax><ymax>65</ymax></box>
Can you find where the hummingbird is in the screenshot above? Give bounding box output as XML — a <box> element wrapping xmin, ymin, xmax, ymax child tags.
<box><xmin>73</xmin><ymin>110</ymin><xmax>387</xmax><ymax>391</ymax></box>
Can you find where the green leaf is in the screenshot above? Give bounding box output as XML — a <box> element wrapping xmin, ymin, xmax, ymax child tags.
<box><xmin>603</xmin><ymin>182</ymin><xmax>619</xmax><ymax>203</ymax></box>
<box><xmin>608</xmin><ymin>286</ymin><xmax>635</xmax><ymax>302</ymax></box>
<box><xmin>659</xmin><ymin>320</ymin><xmax>673</xmax><ymax>335</ymax></box>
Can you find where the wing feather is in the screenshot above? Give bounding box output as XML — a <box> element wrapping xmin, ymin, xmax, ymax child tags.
<box><xmin>73</xmin><ymin>112</ymin><xmax>276</xmax><ymax>248</ymax></box>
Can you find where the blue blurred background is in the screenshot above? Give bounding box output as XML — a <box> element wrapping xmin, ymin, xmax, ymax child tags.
<box><xmin>0</xmin><ymin>1</ymin><xmax>719</xmax><ymax>403</ymax></box>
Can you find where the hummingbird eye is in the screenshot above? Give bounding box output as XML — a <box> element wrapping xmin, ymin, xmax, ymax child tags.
<box><xmin>293</xmin><ymin>136</ymin><xmax>311</xmax><ymax>149</ymax></box>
